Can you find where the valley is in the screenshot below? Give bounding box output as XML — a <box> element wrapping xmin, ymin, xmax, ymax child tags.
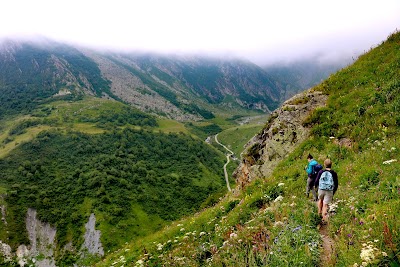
<box><xmin>1</xmin><ymin>31</ymin><xmax>399</xmax><ymax>267</ymax></box>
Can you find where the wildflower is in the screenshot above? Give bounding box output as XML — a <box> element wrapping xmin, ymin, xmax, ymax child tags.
<box><xmin>199</xmin><ymin>232</ymin><xmax>206</xmax><ymax>237</ymax></box>
<box><xmin>273</xmin><ymin>221</ymin><xmax>284</xmax><ymax>228</ymax></box>
<box><xmin>180</xmin><ymin>228</ymin><xmax>185</xmax><ymax>232</ymax></box>
<box><xmin>383</xmin><ymin>159</ymin><xmax>397</xmax><ymax>165</ymax></box>
<box><xmin>353</xmin><ymin>264</ymin><xmax>358</xmax><ymax>267</ymax></box>
<box><xmin>390</xmin><ymin>147</ymin><xmax>396</xmax><ymax>151</ymax></box>
<box><xmin>274</xmin><ymin>195</ymin><xmax>284</xmax><ymax>202</ymax></box>
<box><xmin>360</xmin><ymin>243</ymin><xmax>380</xmax><ymax>263</ymax></box>
<box><xmin>382</xmin><ymin>252</ymin><xmax>388</xmax><ymax>257</ymax></box>
<box><xmin>229</xmin><ymin>233</ymin><xmax>238</xmax><ymax>239</ymax></box>
<box><xmin>157</xmin><ymin>243</ymin><xmax>163</xmax><ymax>251</ymax></box>
<box><xmin>292</xmin><ymin>226</ymin><xmax>302</xmax><ymax>232</ymax></box>
<box><xmin>361</xmin><ymin>262</ymin><xmax>368</xmax><ymax>267</ymax></box>
<box><xmin>135</xmin><ymin>259</ymin><xmax>144</xmax><ymax>267</ymax></box>
<box><xmin>278</xmin><ymin>183</ymin><xmax>285</xmax><ymax>187</ymax></box>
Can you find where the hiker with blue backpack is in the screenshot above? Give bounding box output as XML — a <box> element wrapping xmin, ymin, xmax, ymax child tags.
<box><xmin>315</xmin><ymin>158</ymin><xmax>339</xmax><ymax>223</ymax></box>
<box><xmin>305</xmin><ymin>154</ymin><xmax>322</xmax><ymax>201</ymax></box>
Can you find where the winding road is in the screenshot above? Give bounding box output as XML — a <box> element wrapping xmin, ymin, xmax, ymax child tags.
<box><xmin>215</xmin><ymin>134</ymin><xmax>233</xmax><ymax>192</ymax></box>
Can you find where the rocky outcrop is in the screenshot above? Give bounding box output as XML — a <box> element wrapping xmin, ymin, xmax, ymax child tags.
<box><xmin>82</xmin><ymin>213</ymin><xmax>104</xmax><ymax>257</ymax></box>
<box><xmin>0</xmin><ymin>195</ymin><xmax>6</xmax><ymax>226</ymax></box>
<box><xmin>234</xmin><ymin>89</ymin><xmax>328</xmax><ymax>187</ymax></box>
<box><xmin>0</xmin><ymin>209</ymin><xmax>104</xmax><ymax>266</ymax></box>
<box><xmin>17</xmin><ymin>208</ymin><xmax>57</xmax><ymax>267</ymax></box>
<box><xmin>0</xmin><ymin>241</ymin><xmax>12</xmax><ymax>262</ymax></box>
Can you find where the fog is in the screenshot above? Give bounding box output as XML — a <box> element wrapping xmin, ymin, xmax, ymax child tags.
<box><xmin>1</xmin><ymin>0</ymin><xmax>399</xmax><ymax>65</ymax></box>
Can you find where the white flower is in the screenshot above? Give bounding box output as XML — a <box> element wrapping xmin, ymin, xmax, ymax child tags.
<box><xmin>278</xmin><ymin>183</ymin><xmax>285</xmax><ymax>187</ymax></box>
<box><xmin>360</xmin><ymin>244</ymin><xmax>379</xmax><ymax>263</ymax></box>
<box><xmin>274</xmin><ymin>195</ymin><xmax>284</xmax><ymax>202</ymax></box>
<box><xmin>229</xmin><ymin>233</ymin><xmax>238</xmax><ymax>239</ymax></box>
<box><xmin>135</xmin><ymin>259</ymin><xmax>144</xmax><ymax>267</ymax></box>
<box><xmin>382</xmin><ymin>252</ymin><xmax>388</xmax><ymax>257</ymax></box>
<box><xmin>273</xmin><ymin>221</ymin><xmax>284</xmax><ymax>227</ymax></box>
<box><xmin>180</xmin><ymin>228</ymin><xmax>185</xmax><ymax>232</ymax></box>
<box><xmin>383</xmin><ymin>159</ymin><xmax>397</xmax><ymax>165</ymax></box>
<box><xmin>157</xmin><ymin>243</ymin><xmax>164</xmax><ymax>251</ymax></box>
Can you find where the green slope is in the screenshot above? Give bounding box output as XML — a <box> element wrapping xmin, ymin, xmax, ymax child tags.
<box><xmin>95</xmin><ymin>31</ymin><xmax>400</xmax><ymax>267</ymax></box>
<box><xmin>0</xmin><ymin>97</ymin><xmax>227</xmax><ymax>266</ymax></box>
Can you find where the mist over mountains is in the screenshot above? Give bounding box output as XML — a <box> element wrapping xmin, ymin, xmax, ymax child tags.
<box><xmin>0</xmin><ymin>38</ymin><xmax>277</xmax><ymax>121</ymax></box>
<box><xmin>0</xmin><ymin>37</ymin><xmax>348</xmax><ymax>121</ymax></box>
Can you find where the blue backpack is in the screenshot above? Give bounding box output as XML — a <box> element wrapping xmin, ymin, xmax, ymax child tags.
<box><xmin>311</xmin><ymin>164</ymin><xmax>323</xmax><ymax>179</ymax></box>
<box><xmin>319</xmin><ymin>171</ymin><xmax>334</xmax><ymax>191</ymax></box>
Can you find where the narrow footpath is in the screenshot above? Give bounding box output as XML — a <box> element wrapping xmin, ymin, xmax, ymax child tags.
<box><xmin>319</xmin><ymin>222</ymin><xmax>335</xmax><ymax>266</ymax></box>
<box><xmin>214</xmin><ymin>134</ymin><xmax>233</xmax><ymax>192</ymax></box>
<box><xmin>317</xmin><ymin>207</ymin><xmax>336</xmax><ymax>266</ymax></box>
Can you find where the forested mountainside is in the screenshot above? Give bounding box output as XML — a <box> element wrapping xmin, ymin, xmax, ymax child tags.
<box><xmin>0</xmin><ymin>97</ymin><xmax>228</xmax><ymax>266</ymax></box>
<box><xmin>0</xmin><ymin>38</ymin><xmax>283</xmax><ymax>121</ymax></box>
<box><xmin>94</xmin><ymin>32</ymin><xmax>400</xmax><ymax>266</ymax></box>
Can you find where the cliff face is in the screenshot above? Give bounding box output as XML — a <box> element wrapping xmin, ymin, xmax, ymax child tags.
<box><xmin>234</xmin><ymin>89</ymin><xmax>328</xmax><ymax>187</ymax></box>
<box><xmin>0</xmin><ymin>209</ymin><xmax>103</xmax><ymax>267</ymax></box>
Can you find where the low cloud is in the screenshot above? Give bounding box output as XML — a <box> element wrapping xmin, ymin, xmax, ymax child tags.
<box><xmin>0</xmin><ymin>0</ymin><xmax>399</xmax><ymax>65</ymax></box>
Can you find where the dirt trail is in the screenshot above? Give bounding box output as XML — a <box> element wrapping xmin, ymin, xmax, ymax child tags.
<box><xmin>215</xmin><ymin>134</ymin><xmax>232</xmax><ymax>192</ymax></box>
<box><xmin>319</xmin><ymin>222</ymin><xmax>336</xmax><ymax>266</ymax></box>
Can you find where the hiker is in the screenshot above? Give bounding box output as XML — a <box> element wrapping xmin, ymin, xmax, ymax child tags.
<box><xmin>305</xmin><ymin>154</ymin><xmax>320</xmax><ymax>201</ymax></box>
<box><xmin>315</xmin><ymin>158</ymin><xmax>338</xmax><ymax>222</ymax></box>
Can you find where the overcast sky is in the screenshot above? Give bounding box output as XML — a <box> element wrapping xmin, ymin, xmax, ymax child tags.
<box><xmin>1</xmin><ymin>0</ymin><xmax>399</xmax><ymax>65</ymax></box>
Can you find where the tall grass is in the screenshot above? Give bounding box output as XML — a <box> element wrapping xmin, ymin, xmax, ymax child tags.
<box><xmin>94</xmin><ymin>31</ymin><xmax>400</xmax><ymax>267</ymax></box>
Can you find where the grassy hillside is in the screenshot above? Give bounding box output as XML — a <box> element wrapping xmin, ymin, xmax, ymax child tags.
<box><xmin>95</xmin><ymin>31</ymin><xmax>400</xmax><ymax>266</ymax></box>
<box><xmin>0</xmin><ymin>97</ymin><xmax>230</xmax><ymax>265</ymax></box>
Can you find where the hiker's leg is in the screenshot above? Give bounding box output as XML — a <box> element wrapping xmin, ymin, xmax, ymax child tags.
<box><xmin>322</xmin><ymin>191</ymin><xmax>333</xmax><ymax>221</ymax></box>
<box><xmin>306</xmin><ymin>177</ymin><xmax>313</xmax><ymax>197</ymax></box>
<box><xmin>311</xmin><ymin>186</ymin><xmax>317</xmax><ymax>201</ymax></box>
<box><xmin>317</xmin><ymin>189</ymin><xmax>324</xmax><ymax>215</ymax></box>
<box><xmin>318</xmin><ymin>199</ymin><xmax>323</xmax><ymax>215</ymax></box>
<box><xmin>322</xmin><ymin>203</ymin><xmax>329</xmax><ymax>220</ymax></box>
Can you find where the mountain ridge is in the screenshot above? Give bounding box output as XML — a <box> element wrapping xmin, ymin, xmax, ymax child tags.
<box><xmin>0</xmin><ymin>38</ymin><xmax>283</xmax><ymax>121</ymax></box>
